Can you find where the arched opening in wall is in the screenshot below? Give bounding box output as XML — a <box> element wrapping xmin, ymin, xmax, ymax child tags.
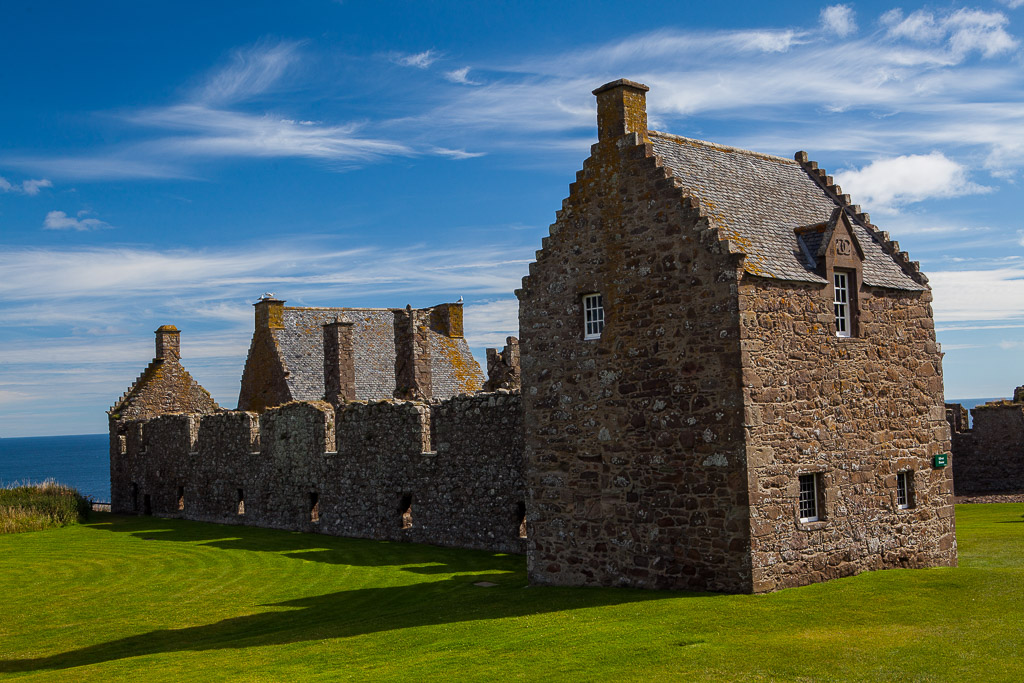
<box><xmin>177</xmin><ymin>486</ymin><xmax>185</xmax><ymax>511</ymax></box>
<box><xmin>516</xmin><ymin>501</ymin><xmax>527</xmax><ymax>539</ymax></box>
<box><xmin>143</xmin><ymin>494</ymin><xmax>152</xmax><ymax>516</ymax></box>
<box><xmin>131</xmin><ymin>483</ymin><xmax>139</xmax><ymax>512</ymax></box>
<box><xmin>399</xmin><ymin>493</ymin><xmax>413</xmax><ymax>530</ymax></box>
<box><xmin>237</xmin><ymin>489</ymin><xmax>245</xmax><ymax>516</ymax></box>
<box><xmin>309</xmin><ymin>492</ymin><xmax>320</xmax><ymax>523</ymax></box>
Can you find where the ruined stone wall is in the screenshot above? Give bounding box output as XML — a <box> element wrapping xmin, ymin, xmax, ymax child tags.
<box><xmin>948</xmin><ymin>402</ymin><xmax>1024</xmax><ymax>494</ymax></box>
<box><xmin>110</xmin><ymin>392</ymin><xmax>525</xmax><ymax>554</ymax></box>
<box><xmin>741</xmin><ymin>278</ymin><xmax>956</xmax><ymax>592</ymax></box>
<box><xmin>517</xmin><ymin>131</ymin><xmax>751</xmax><ymax>592</ymax></box>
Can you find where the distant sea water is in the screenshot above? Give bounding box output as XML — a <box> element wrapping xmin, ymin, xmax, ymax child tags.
<box><xmin>0</xmin><ymin>434</ymin><xmax>109</xmax><ymax>502</ymax></box>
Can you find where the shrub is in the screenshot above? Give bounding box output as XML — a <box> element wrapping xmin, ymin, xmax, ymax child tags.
<box><xmin>0</xmin><ymin>480</ymin><xmax>90</xmax><ymax>534</ymax></box>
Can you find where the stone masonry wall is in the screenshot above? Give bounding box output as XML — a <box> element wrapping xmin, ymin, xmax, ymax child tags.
<box><xmin>518</xmin><ymin>128</ymin><xmax>752</xmax><ymax>592</ymax></box>
<box><xmin>948</xmin><ymin>402</ymin><xmax>1024</xmax><ymax>494</ymax></box>
<box><xmin>111</xmin><ymin>392</ymin><xmax>525</xmax><ymax>554</ymax></box>
<box><xmin>741</xmin><ymin>278</ymin><xmax>956</xmax><ymax>592</ymax></box>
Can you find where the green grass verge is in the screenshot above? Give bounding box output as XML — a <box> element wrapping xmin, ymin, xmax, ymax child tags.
<box><xmin>0</xmin><ymin>481</ymin><xmax>90</xmax><ymax>534</ymax></box>
<box><xmin>0</xmin><ymin>504</ymin><xmax>1022</xmax><ymax>681</ymax></box>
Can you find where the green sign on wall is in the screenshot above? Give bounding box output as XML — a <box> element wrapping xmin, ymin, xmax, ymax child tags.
<box><xmin>934</xmin><ymin>453</ymin><xmax>948</xmax><ymax>468</ymax></box>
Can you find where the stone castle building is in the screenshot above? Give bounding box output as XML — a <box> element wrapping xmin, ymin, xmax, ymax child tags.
<box><xmin>946</xmin><ymin>390</ymin><xmax>1024</xmax><ymax>496</ymax></box>
<box><xmin>109</xmin><ymin>79</ymin><xmax>957</xmax><ymax>594</ymax></box>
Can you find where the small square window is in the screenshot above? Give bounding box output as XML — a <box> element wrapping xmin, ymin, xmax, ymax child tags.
<box><xmin>897</xmin><ymin>471</ymin><xmax>914</xmax><ymax>509</ymax></box>
<box><xmin>799</xmin><ymin>473</ymin><xmax>822</xmax><ymax>522</ymax></box>
<box><xmin>583</xmin><ymin>293</ymin><xmax>604</xmax><ymax>340</ymax></box>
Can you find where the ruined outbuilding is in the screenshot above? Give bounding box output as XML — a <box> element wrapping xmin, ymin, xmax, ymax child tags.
<box><xmin>110</xmin><ymin>79</ymin><xmax>957</xmax><ymax>594</ymax></box>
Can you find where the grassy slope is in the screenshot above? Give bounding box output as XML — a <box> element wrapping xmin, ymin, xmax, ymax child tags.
<box><xmin>0</xmin><ymin>504</ymin><xmax>1021</xmax><ymax>682</ymax></box>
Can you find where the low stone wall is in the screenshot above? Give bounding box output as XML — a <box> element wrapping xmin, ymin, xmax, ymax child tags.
<box><xmin>947</xmin><ymin>401</ymin><xmax>1024</xmax><ymax>495</ymax></box>
<box><xmin>110</xmin><ymin>391</ymin><xmax>525</xmax><ymax>554</ymax></box>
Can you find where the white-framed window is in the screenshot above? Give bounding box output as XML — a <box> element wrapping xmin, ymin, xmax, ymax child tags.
<box><xmin>834</xmin><ymin>271</ymin><xmax>851</xmax><ymax>338</ymax></box>
<box><xmin>583</xmin><ymin>293</ymin><xmax>604</xmax><ymax>340</ymax></box>
<box><xmin>799</xmin><ymin>473</ymin><xmax>821</xmax><ymax>522</ymax></box>
<box><xmin>897</xmin><ymin>471</ymin><xmax>913</xmax><ymax>509</ymax></box>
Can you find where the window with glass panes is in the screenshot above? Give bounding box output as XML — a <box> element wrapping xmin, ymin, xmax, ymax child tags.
<box><xmin>897</xmin><ymin>471</ymin><xmax>912</xmax><ymax>509</ymax></box>
<box><xmin>833</xmin><ymin>271</ymin><xmax>852</xmax><ymax>337</ymax></box>
<box><xmin>583</xmin><ymin>293</ymin><xmax>604</xmax><ymax>339</ymax></box>
<box><xmin>799</xmin><ymin>473</ymin><xmax>820</xmax><ymax>522</ymax></box>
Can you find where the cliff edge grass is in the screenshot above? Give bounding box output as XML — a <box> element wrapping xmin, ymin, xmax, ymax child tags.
<box><xmin>0</xmin><ymin>480</ymin><xmax>90</xmax><ymax>534</ymax></box>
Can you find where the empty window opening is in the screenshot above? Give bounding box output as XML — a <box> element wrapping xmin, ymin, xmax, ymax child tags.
<box><xmin>583</xmin><ymin>293</ymin><xmax>604</xmax><ymax>340</ymax></box>
<box><xmin>897</xmin><ymin>471</ymin><xmax>914</xmax><ymax>509</ymax></box>
<box><xmin>237</xmin><ymin>488</ymin><xmax>245</xmax><ymax>516</ymax></box>
<box><xmin>400</xmin><ymin>493</ymin><xmax>413</xmax><ymax>530</ymax></box>
<box><xmin>131</xmin><ymin>483</ymin><xmax>139</xmax><ymax>512</ymax></box>
<box><xmin>798</xmin><ymin>474</ymin><xmax>821</xmax><ymax>522</ymax></box>
<box><xmin>309</xmin><ymin>492</ymin><xmax>320</xmax><ymax>523</ymax></box>
<box><xmin>833</xmin><ymin>271</ymin><xmax>851</xmax><ymax>337</ymax></box>
<box><xmin>143</xmin><ymin>493</ymin><xmax>152</xmax><ymax>516</ymax></box>
<box><xmin>516</xmin><ymin>501</ymin><xmax>527</xmax><ymax>539</ymax></box>
<box><xmin>177</xmin><ymin>486</ymin><xmax>185</xmax><ymax>511</ymax></box>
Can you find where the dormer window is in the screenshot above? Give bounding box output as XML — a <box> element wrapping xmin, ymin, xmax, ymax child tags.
<box><xmin>833</xmin><ymin>271</ymin><xmax>851</xmax><ymax>338</ymax></box>
<box><xmin>583</xmin><ymin>293</ymin><xmax>604</xmax><ymax>340</ymax></box>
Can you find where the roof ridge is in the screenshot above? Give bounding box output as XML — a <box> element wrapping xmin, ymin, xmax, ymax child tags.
<box><xmin>793</xmin><ymin>152</ymin><xmax>928</xmax><ymax>286</ymax></box>
<box><xmin>649</xmin><ymin>130</ymin><xmax>798</xmax><ymax>165</ymax></box>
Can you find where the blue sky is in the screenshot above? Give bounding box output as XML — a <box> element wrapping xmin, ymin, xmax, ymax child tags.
<box><xmin>2</xmin><ymin>1</ymin><xmax>1024</xmax><ymax>437</ymax></box>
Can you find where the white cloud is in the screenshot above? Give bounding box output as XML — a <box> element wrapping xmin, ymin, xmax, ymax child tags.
<box><xmin>998</xmin><ymin>0</ymin><xmax>1024</xmax><ymax>8</ymax></box>
<box><xmin>833</xmin><ymin>152</ymin><xmax>990</xmax><ymax>211</ymax></box>
<box><xmin>391</xmin><ymin>50</ymin><xmax>441</xmax><ymax>69</ymax></box>
<box><xmin>444</xmin><ymin>67</ymin><xmax>481</xmax><ymax>85</ymax></box>
<box><xmin>821</xmin><ymin>5</ymin><xmax>856</xmax><ymax>37</ymax></box>
<box><xmin>198</xmin><ymin>40</ymin><xmax>303</xmax><ymax>105</ymax></box>
<box><xmin>881</xmin><ymin>8</ymin><xmax>1018</xmax><ymax>58</ymax></box>
<box><xmin>929</xmin><ymin>268</ymin><xmax>1024</xmax><ymax>323</ymax></box>
<box><xmin>42</xmin><ymin>210</ymin><xmax>111</xmax><ymax>231</ymax></box>
<box><xmin>463</xmin><ymin>298</ymin><xmax>519</xmax><ymax>348</ymax></box>
<box><xmin>0</xmin><ymin>176</ymin><xmax>52</xmax><ymax>195</ymax></box>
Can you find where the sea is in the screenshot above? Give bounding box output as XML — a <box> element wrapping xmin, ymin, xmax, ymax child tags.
<box><xmin>0</xmin><ymin>434</ymin><xmax>110</xmax><ymax>502</ymax></box>
<box><xmin>0</xmin><ymin>396</ymin><xmax>1011</xmax><ymax>503</ymax></box>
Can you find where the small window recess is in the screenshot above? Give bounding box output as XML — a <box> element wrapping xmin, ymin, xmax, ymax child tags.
<box><xmin>237</xmin><ymin>488</ymin><xmax>245</xmax><ymax>516</ymax></box>
<box><xmin>516</xmin><ymin>501</ymin><xmax>527</xmax><ymax>539</ymax></box>
<box><xmin>177</xmin><ymin>486</ymin><xmax>185</xmax><ymax>511</ymax></box>
<box><xmin>309</xmin><ymin>492</ymin><xmax>320</xmax><ymax>523</ymax></box>
<box><xmin>583</xmin><ymin>293</ymin><xmax>604</xmax><ymax>340</ymax></box>
<box><xmin>400</xmin><ymin>493</ymin><xmax>413</xmax><ymax>530</ymax></box>
<box><xmin>897</xmin><ymin>471</ymin><xmax>914</xmax><ymax>510</ymax></box>
<box><xmin>798</xmin><ymin>473</ymin><xmax>823</xmax><ymax>522</ymax></box>
<box><xmin>143</xmin><ymin>494</ymin><xmax>152</xmax><ymax>516</ymax></box>
<box><xmin>131</xmin><ymin>483</ymin><xmax>139</xmax><ymax>512</ymax></box>
<box><xmin>833</xmin><ymin>271</ymin><xmax>852</xmax><ymax>338</ymax></box>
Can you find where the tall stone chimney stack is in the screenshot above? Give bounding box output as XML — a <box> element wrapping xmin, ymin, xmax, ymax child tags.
<box><xmin>254</xmin><ymin>293</ymin><xmax>285</xmax><ymax>330</ymax></box>
<box><xmin>155</xmin><ymin>325</ymin><xmax>181</xmax><ymax>361</ymax></box>
<box><xmin>323</xmin><ymin>318</ymin><xmax>356</xmax><ymax>404</ymax></box>
<box><xmin>592</xmin><ymin>78</ymin><xmax>650</xmax><ymax>143</ymax></box>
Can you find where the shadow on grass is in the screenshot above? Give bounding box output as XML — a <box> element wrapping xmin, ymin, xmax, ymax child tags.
<box><xmin>2</xmin><ymin>515</ymin><xmax>678</xmax><ymax>673</ymax></box>
<box><xmin>82</xmin><ymin>513</ymin><xmax>517</xmax><ymax>574</ymax></box>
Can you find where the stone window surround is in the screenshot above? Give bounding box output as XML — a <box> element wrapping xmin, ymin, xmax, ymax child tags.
<box><xmin>896</xmin><ymin>470</ymin><xmax>914</xmax><ymax>510</ymax></box>
<box><xmin>794</xmin><ymin>467</ymin><xmax>830</xmax><ymax>531</ymax></box>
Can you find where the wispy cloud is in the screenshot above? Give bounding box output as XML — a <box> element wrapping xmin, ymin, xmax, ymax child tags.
<box><xmin>197</xmin><ymin>39</ymin><xmax>303</xmax><ymax>105</ymax></box>
<box><xmin>0</xmin><ymin>176</ymin><xmax>52</xmax><ymax>195</ymax></box>
<box><xmin>42</xmin><ymin>210</ymin><xmax>111</xmax><ymax>231</ymax></box>
<box><xmin>930</xmin><ymin>267</ymin><xmax>1024</xmax><ymax>323</ymax></box>
<box><xmin>444</xmin><ymin>66</ymin><xmax>481</xmax><ymax>85</ymax></box>
<box><xmin>391</xmin><ymin>49</ymin><xmax>441</xmax><ymax>69</ymax></box>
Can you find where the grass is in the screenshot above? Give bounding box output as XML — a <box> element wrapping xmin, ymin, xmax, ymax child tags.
<box><xmin>0</xmin><ymin>481</ymin><xmax>90</xmax><ymax>534</ymax></box>
<box><xmin>0</xmin><ymin>504</ymin><xmax>1021</xmax><ymax>682</ymax></box>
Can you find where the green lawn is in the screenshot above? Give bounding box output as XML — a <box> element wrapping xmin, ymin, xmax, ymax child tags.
<box><xmin>1</xmin><ymin>505</ymin><xmax>1022</xmax><ymax>682</ymax></box>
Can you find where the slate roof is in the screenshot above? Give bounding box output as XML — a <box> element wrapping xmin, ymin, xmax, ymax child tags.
<box><xmin>274</xmin><ymin>306</ymin><xmax>483</xmax><ymax>402</ymax></box>
<box><xmin>648</xmin><ymin>132</ymin><xmax>925</xmax><ymax>291</ymax></box>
